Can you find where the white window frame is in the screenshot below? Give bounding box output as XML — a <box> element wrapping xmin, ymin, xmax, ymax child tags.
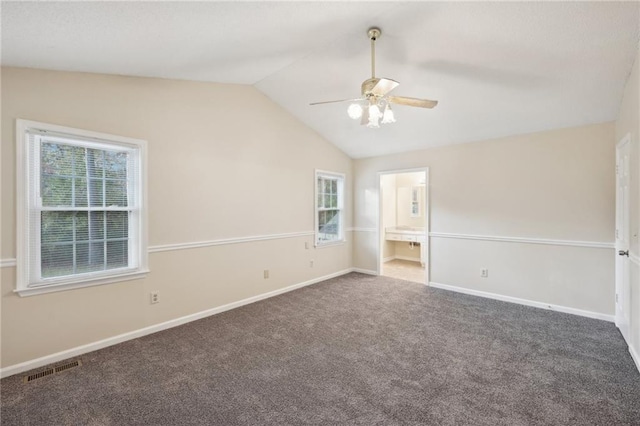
<box><xmin>16</xmin><ymin>119</ymin><xmax>149</xmax><ymax>296</ymax></box>
<box><xmin>314</xmin><ymin>170</ymin><xmax>345</xmax><ymax>247</ymax></box>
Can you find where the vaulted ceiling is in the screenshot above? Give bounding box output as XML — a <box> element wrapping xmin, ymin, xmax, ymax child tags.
<box><xmin>2</xmin><ymin>2</ymin><xmax>639</xmax><ymax>158</ymax></box>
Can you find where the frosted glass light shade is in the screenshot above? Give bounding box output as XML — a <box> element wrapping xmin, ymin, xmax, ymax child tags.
<box><xmin>367</xmin><ymin>104</ymin><xmax>382</xmax><ymax>128</ymax></box>
<box><xmin>381</xmin><ymin>104</ymin><xmax>396</xmax><ymax>124</ymax></box>
<box><xmin>347</xmin><ymin>103</ymin><xmax>363</xmax><ymax>119</ymax></box>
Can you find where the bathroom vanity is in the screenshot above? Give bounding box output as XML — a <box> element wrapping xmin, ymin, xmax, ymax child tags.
<box><xmin>385</xmin><ymin>227</ymin><xmax>426</xmax><ymax>266</ymax></box>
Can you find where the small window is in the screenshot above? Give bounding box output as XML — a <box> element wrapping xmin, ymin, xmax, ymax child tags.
<box><xmin>315</xmin><ymin>170</ymin><xmax>345</xmax><ymax>246</ymax></box>
<box><xmin>410</xmin><ymin>186</ymin><xmax>421</xmax><ymax>217</ymax></box>
<box><xmin>16</xmin><ymin>120</ymin><xmax>148</xmax><ymax>296</ymax></box>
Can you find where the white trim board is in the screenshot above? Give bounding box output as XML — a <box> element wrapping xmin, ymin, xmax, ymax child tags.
<box><xmin>428</xmin><ymin>282</ymin><xmax>614</xmax><ymax>322</ymax></box>
<box><xmin>351</xmin><ymin>268</ymin><xmax>377</xmax><ymax>275</ymax></box>
<box><xmin>382</xmin><ymin>255</ymin><xmax>421</xmax><ymax>263</ymax></box>
<box><xmin>1</xmin><ymin>230</ymin><xmax>344</xmax><ymax>267</ymax></box>
<box><xmin>148</xmin><ymin>231</ymin><xmax>315</xmax><ymax>253</ymax></box>
<box><xmin>351</xmin><ymin>227</ymin><xmax>376</xmax><ymax>233</ymax></box>
<box><xmin>347</xmin><ymin>229</ymin><xmax>613</xmax><ymax>249</ymax></box>
<box><xmin>1</xmin><ymin>258</ymin><xmax>16</xmax><ymax>268</ymax></box>
<box><xmin>2</xmin><ymin>230</ymin><xmax>612</xmax><ymax>268</ymax></box>
<box><xmin>0</xmin><ymin>268</ymin><xmax>356</xmax><ymax>379</ymax></box>
<box><xmin>429</xmin><ymin>232</ymin><xmax>613</xmax><ymax>249</ymax></box>
<box><xmin>630</xmin><ymin>344</ymin><xmax>640</xmax><ymax>373</ymax></box>
<box><xmin>629</xmin><ymin>252</ymin><xmax>640</xmax><ymax>266</ymax></box>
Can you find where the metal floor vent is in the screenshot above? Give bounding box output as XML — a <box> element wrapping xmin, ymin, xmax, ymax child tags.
<box><xmin>23</xmin><ymin>360</ymin><xmax>82</xmax><ymax>383</ymax></box>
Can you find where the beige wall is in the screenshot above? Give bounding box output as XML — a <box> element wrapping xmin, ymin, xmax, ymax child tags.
<box><xmin>354</xmin><ymin>122</ymin><xmax>616</xmax><ymax>315</ymax></box>
<box><xmin>0</xmin><ymin>67</ymin><xmax>353</xmax><ymax>368</ymax></box>
<box><xmin>616</xmin><ymin>43</ymin><xmax>640</xmax><ymax>365</ymax></box>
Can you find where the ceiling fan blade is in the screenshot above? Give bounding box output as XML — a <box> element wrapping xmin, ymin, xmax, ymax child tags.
<box><xmin>370</xmin><ymin>78</ymin><xmax>399</xmax><ymax>96</ymax></box>
<box><xmin>388</xmin><ymin>96</ymin><xmax>438</xmax><ymax>109</ymax></box>
<box><xmin>310</xmin><ymin>98</ymin><xmax>363</xmax><ymax>106</ymax></box>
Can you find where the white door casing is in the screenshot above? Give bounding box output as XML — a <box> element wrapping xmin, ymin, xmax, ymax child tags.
<box><xmin>615</xmin><ymin>135</ymin><xmax>631</xmax><ymax>342</ymax></box>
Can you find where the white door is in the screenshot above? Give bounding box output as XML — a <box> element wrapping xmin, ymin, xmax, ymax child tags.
<box><xmin>615</xmin><ymin>136</ymin><xmax>631</xmax><ymax>342</ymax></box>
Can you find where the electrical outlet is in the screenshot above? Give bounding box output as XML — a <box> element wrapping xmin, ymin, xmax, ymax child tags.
<box><xmin>310</xmin><ymin>260</ymin><xmax>314</xmax><ymax>268</ymax></box>
<box><xmin>264</xmin><ymin>269</ymin><xmax>269</xmax><ymax>279</ymax></box>
<box><xmin>481</xmin><ymin>268</ymin><xmax>489</xmax><ymax>278</ymax></box>
<box><xmin>150</xmin><ymin>291</ymin><xmax>159</xmax><ymax>304</ymax></box>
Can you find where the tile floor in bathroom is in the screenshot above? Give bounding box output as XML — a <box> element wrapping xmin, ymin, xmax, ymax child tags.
<box><xmin>382</xmin><ymin>259</ymin><xmax>426</xmax><ymax>284</ymax></box>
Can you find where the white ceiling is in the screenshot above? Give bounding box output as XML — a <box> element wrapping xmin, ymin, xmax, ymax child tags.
<box><xmin>2</xmin><ymin>2</ymin><xmax>639</xmax><ymax>159</ymax></box>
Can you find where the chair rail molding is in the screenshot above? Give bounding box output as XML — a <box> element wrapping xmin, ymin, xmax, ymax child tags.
<box><xmin>429</xmin><ymin>232</ymin><xmax>613</xmax><ymax>249</ymax></box>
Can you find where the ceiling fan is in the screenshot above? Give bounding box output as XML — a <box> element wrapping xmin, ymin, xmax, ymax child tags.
<box><xmin>310</xmin><ymin>27</ymin><xmax>438</xmax><ymax>128</ymax></box>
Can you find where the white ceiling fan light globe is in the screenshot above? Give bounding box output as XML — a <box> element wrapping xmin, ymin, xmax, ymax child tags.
<box><xmin>367</xmin><ymin>103</ymin><xmax>382</xmax><ymax>128</ymax></box>
<box><xmin>369</xmin><ymin>103</ymin><xmax>381</xmax><ymax>119</ymax></box>
<box><xmin>381</xmin><ymin>103</ymin><xmax>396</xmax><ymax>124</ymax></box>
<box><xmin>347</xmin><ymin>103</ymin><xmax>363</xmax><ymax>119</ymax></box>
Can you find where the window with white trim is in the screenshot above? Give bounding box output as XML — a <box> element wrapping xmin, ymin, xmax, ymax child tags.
<box><xmin>315</xmin><ymin>170</ymin><xmax>345</xmax><ymax>246</ymax></box>
<box><xmin>16</xmin><ymin>120</ymin><xmax>148</xmax><ymax>296</ymax></box>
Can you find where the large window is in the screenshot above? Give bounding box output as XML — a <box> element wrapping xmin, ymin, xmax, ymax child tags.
<box><xmin>16</xmin><ymin>120</ymin><xmax>148</xmax><ymax>296</ymax></box>
<box><xmin>315</xmin><ymin>170</ymin><xmax>345</xmax><ymax>246</ymax></box>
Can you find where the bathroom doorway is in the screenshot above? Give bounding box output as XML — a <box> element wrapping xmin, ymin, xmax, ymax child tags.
<box><xmin>378</xmin><ymin>168</ymin><xmax>429</xmax><ymax>284</ymax></box>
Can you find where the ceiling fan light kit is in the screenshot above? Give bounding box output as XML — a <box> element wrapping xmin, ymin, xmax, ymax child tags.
<box><xmin>310</xmin><ymin>27</ymin><xmax>438</xmax><ymax>128</ymax></box>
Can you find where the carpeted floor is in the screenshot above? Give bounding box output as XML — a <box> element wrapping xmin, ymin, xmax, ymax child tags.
<box><xmin>2</xmin><ymin>273</ymin><xmax>640</xmax><ymax>425</ymax></box>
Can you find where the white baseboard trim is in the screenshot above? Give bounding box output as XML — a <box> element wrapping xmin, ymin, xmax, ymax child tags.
<box><xmin>428</xmin><ymin>281</ymin><xmax>614</xmax><ymax>322</ymax></box>
<box><xmin>383</xmin><ymin>256</ymin><xmax>420</xmax><ymax>263</ymax></box>
<box><xmin>394</xmin><ymin>255</ymin><xmax>421</xmax><ymax>262</ymax></box>
<box><xmin>351</xmin><ymin>268</ymin><xmax>378</xmax><ymax>275</ymax></box>
<box><xmin>630</xmin><ymin>344</ymin><xmax>640</xmax><ymax>373</ymax></box>
<box><xmin>0</xmin><ymin>268</ymin><xmax>354</xmax><ymax>379</ymax></box>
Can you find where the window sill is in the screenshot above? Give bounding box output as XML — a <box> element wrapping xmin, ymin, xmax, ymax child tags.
<box><xmin>315</xmin><ymin>240</ymin><xmax>346</xmax><ymax>249</ymax></box>
<box><xmin>15</xmin><ymin>269</ymin><xmax>149</xmax><ymax>297</ymax></box>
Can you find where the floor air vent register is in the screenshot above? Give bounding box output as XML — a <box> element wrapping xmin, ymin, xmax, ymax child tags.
<box><xmin>23</xmin><ymin>360</ymin><xmax>82</xmax><ymax>383</ymax></box>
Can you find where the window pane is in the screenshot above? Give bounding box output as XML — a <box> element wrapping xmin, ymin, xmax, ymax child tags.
<box><xmin>107</xmin><ymin>240</ymin><xmax>128</xmax><ymax>269</ymax></box>
<box><xmin>75</xmin><ymin>212</ymin><xmax>88</xmax><ymax>241</ymax></box>
<box><xmin>317</xmin><ymin>193</ymin><xmax>323</xmax><ymax>208</ymax></box>
<box><xmin>41</xmin><ymin>243</ymin><xmax>74</xmax><ymax>278</ymax></box>
<box><xmin>41</xmin><ymin>176</ymin><xmax>73</xmax><ymax>206</ymax></box>
<box><xmin>89</xmin><ymin>211</ymin><xmax>105</xmax><ymax>240</ymax></box>
<box><xmin>73</xmin><ymin>146</ymin><xmax>87</xmax><ymax>176</ymax></box>
<box><xmin>89</xmin><ymin>178</ymin><xmax>104</xmax><ymax>207</ymax></box>
<box><xmin>104</xmin><ymin>151</ymin><xmax>128</xmax><ymax>179</ymax></box>
<box><xmin>331</xmin><ymin>179</ymin><xmax>337</xmax><ymax>194</ymax></box>
<box><xmin>74</xmin><ymin>177</ymin><xmax>88</xmax><ymax>207</ymax></box>
<box><xmin>331</xmin><ymin>195</ymin><xmax>337</xmax><ymax>208</ymax></box>
<box><xmin>317</xmin><ymin>178</ymin><xmax>323</xmax><ymax>195</ymax></box>
<box><xmin>324</xmin><ymin>179</ymin><xmax>331</xmax><ymax>193</ymax></box>
<box><xmin>105</xmin><ymin>180</ymin><xmax>127</xmax><ymax>206</ymax></box>
<box><xmin>41</xmin><ymin>143</ymin><xmax>74</xmax><ymax>176</ymax></box>
<box><xmin>87</xmin><ymin>149</ymin><xmax>104</xmax><ymax>178</ymax></box>
<box><xmin>76</xmin><ymin>242</ymin><xmax>105</xmax><ymax>273</ymax></box>
<box><xmin>106</xmin><ymin>212</ymin><xmax>128</xmax><ymax>239</ymax></box>
<box><xmin>324</xmin><ymin>195</ymin><xmax>331</xmax><ymax>208</ymax></box>
<box><xmin>41</xmin><ymin>211</ymin><xmax>74</xmax><ymax>244</ymax></box>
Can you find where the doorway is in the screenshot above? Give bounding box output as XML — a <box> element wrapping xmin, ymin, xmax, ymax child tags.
<box><xmin>378</xmin><ymin>168</ymin><xmax>429</xmax><ymax>284</ymax></box>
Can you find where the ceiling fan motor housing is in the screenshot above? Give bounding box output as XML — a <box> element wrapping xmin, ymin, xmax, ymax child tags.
<box><xmin>362</xmin><ymin>78</ymin><xmax>381</xmax><ymax>97</ymax></box>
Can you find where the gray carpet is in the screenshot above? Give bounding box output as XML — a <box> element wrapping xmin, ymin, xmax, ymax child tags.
<box><xmin>2</xmin><ymin>273</ymin><xmax>640</xmax><ymax>425</ymax></box>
